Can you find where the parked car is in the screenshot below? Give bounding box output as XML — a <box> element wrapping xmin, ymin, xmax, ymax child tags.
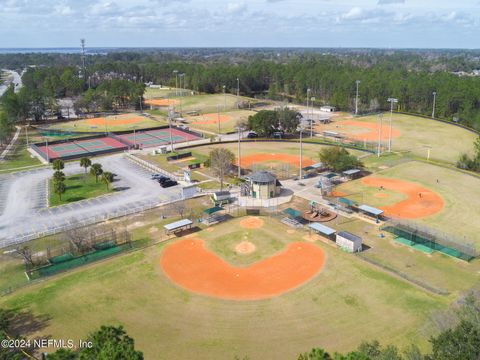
<box><xmin>161</xmin><ymin>180</ymin><xmax>178</xmax><ymax>188</ymax></box>
<box><xmin>247</xmin><ymin>132</ymin><xmax>258</xmax><ymax>138</ymax></box>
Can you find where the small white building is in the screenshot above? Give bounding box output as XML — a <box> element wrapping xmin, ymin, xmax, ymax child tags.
<box><xmin>320</xmin><ymin>106</ymin><xmax>336</xmax><ymax>112</ymax></box>
<box><xmin>336</xmin><ymin>231</ymin><xmax>362</xmax><ymax>253</ymax></box>
<box><xmin>249</xmin><ymin>171</ymin><xmax>281</xmax><ymax>199</ymax></box>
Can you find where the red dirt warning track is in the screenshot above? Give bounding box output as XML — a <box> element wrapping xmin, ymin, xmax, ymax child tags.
<box><xmin>160</xmin><ymin>239</ymin><xmax>325</xmax><ymax>300</ymax></box>
<box><xmin>362</xmin><ymin>177</ymin><xmax>444</xmax><ymax>219</ymax></box>
<box><xmin>239</xmin><ymin>153</ymin><xmax>314</xmax><ymax>169</ymax></box>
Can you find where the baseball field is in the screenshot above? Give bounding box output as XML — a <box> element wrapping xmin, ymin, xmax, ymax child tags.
<box><xmin>183</xmin><ymin>109</ymin><xmax>256</xmax><ymax>134</ymax></box>
<box><xmin>332</xmin><ymin>160</ymin><xmax>480</xmax><ymax>249</ymax></box>
<box><xmin>145</xmin><ymin>92</ymin><xmax>256</xmax><ymax>115</ymax></box>
<box><xmin>45</xmin><ymin>113</ymin><xmax>166</xmax><ymax>133</ymax></box>
<box><xmin>0</xmin><ymin>216</ymin><xmax>449</xmax><ymax>359</ymax></box>
<box><xmin>315</xmin><ymin>112</ymin><xmax>477</xmax><ymax>163</ymax></box>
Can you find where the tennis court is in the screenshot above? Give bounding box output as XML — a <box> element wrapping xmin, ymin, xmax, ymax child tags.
<box><xmin>116</xmin><ymin>128</ymin><xmax>199</xmax><ymax>148</ymax></box>
<box><xmin>34</xmin><ymin>136</ymin><xmax>129</xmax><ymax>161</ymax></box>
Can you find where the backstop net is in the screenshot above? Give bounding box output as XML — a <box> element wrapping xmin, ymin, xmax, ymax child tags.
<box><xmin>381</xmin><ymin>218</ymin><xmax>477</xmax><ymax>261</ymax></box>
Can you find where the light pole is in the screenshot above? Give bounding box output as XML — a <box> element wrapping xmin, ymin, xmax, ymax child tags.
<box><xmin>377</xmin><ymin>113</ymin><xmax>383</xmax><ymax>157</ymax></box>
<box><xmin>173</xmin><ymin>70</ymin><xmax>178</xmax><ymax>96</ymax></box>
<box><xmin>139</xmin><ymin>96</ymin><xmax>143</xmax><ymax>113</ymax></box>
<box><xmin>179</xmin><ymin>73</ymin><xmax>185</xmax><ymax>116</ymax></box>
<box><xmin>45</xmin><ymin>137</ymin><xmax>49</xmax><ymax>163</ymax></box>
<box><xmin>25</xmin><ymin>123</ymin><xmax>30</xmax><ymax>148</ymax></box>
<box><xmin>299</xmin><ymin>123</ymin><xmax>303</xmax><ymax>180</ymax></box>
<box><xmin>387</xmin><ymin>97</ymin><xmax>398</xmax><ymax>152</ymax></box>
<box><xmin>236</xmin><ymin>78</ymin><xmax>240</xmax><ymax>97</ymax></box>
<box><xmin>217</xmin><ymin>105</ymin><xmax>221</xmax><ymax>134</ymax></box>
<box><xmin>168</xmin><ymin>107</ymin><xmax>175</xmax><ymax>152</ymax></box>
<box><xmin>223</xmin><ymin>85</ymin><xmax>226</xmax><ymax>111</ymax></box>
<box><xmin>355</xmin><ymin>80</ymin><xmax>361</xmax><ymax>115</ymax></box>
<box><xmin>310</xmin><ymin>96</ymin><xmax>315</xmax><ymax>138</ymax></box>
<box><xmin>236</xmin><ymin>125</ymin><xmax>244</xmax><ymax>179</ymax></box>
<box><xmin>306</xmin><ymin>88</ymin><xmax>311</xmax><ymax>123</ymax></box>
<box><xmin>133</xmin><ymin>126</ymin><xmax>138</xmax><ymax>148</ymax></box>
<box><xmin>432</xmin><ymin>91</ymin><xmax>437</xmax><ymax>118</ymax></box>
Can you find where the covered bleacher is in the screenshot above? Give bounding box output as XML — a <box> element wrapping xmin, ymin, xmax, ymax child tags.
<box><xmin>164</xmin><ymin>219</ymin><xmax>193</xmax><ymax>235</ymax></box>
<box><xmin>203</xmin><ymin>206</ymin><xmax>225</xmax><ymax>226</ymax></box>
<box><xmin>308</xmin><ymin>223</ymin><xmax>337</xmax><ymax>240</ymax></box>
<box><xmin>358</xmin><ymin>204</ymin><xmax>384</xmax><ymax>222</ymax></box>
<box><xmin>281</xmin><ymin>207</ymin><xmax>303</xmax><ymax>228</ymax></box>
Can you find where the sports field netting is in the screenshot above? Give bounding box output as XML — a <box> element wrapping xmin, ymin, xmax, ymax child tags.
<box><xmin>384</xmin><ymin>225</ymin><xmax>475</xmax><ymax>261</ymax></box>
<box><xmin>34</xmin><ymin>136</ymin><xmax>128</xmax><ymax>161</ymax></box>
<box><xmin>116</xmin><ymin>128</ymin><xmax>199</xmax><ymax>148</ymax></box>
<box><xmin>28</xmin><ymin>244</ymin><xmax>131</xmax><ymax>279</ymax></box>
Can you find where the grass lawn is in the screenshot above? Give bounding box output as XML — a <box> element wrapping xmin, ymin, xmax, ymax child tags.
<box><xmin>183</xmin><ymin>110</ymin><xmax>256</xmax><ymax>134</ymax></box>
<box><xmin>46</xmin><ymin>113</ymin><xmax>164</xmax><ymax>133</ymax></box>
<box><xmin>315</xmin><ymin>112</ymin><xmax>477</xmax><ymax>164</ymax></box>
<box><xmin>0</xmin><ymin>216</ymin><xmax>449</xmax><ymax>359</ymax></box>
<box><xmin>49</xmin><ymin>173</ymin><xmax>113</xmax><ymax>207</ymax></box>
<box><xmin>0</xmin><ymin>131</ymin><xmax>43</xmax><ymax>173</ymax></box>
<box><xmin>334</xmin><ymin>160</ymin><xmax>480</xmax><ymax>249</ymax></box>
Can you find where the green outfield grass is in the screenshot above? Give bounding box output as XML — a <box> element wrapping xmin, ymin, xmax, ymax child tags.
<box><xmin>0</xmin><ymin>131</ymin><xmax>43</xmax><ymax>173</ymax></box>
<box><xmin>334</xmin><ymin>160</ymin><xmax>480</xmax><ymax>249</ymax></box>
<box><xmin>1</xmin><ymin>216</ymin><xmax>449</xmax><ymax>359</ymax></box>
<box><xmin>49</xmin><ymin>173</ymin><xmax>113</xmax><ymax>207</ymax></box>
<box><xmin>144</xmin><ymin>87</ymin><xmax>182</xmax><ymax>99</ymax></box>
<box><xmin>184</xmin><ymin>109</ymin><xmax>256</xmax><ymax>134</ymax></box>
<box><xmin>145</xmin><ymin>92</ymin><xmax>256</xmax><ymax>115</ymax></box>
<box><xmin>318</xmin><ymin>112</ymin><xmax>477</xmax><ymax>164</ymax></box>
<box><xmin>46</xmin><ymin>113</ymin><xmax>165</xmax><ymax>133</ymax></box>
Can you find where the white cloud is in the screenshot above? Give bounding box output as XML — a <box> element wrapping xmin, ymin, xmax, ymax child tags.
<box><xmin>226</xmin><ymin>2</ymin><xmax>247</xmax><ymax>14</ymax></box>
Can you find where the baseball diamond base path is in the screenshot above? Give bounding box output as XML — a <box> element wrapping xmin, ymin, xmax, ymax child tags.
<box><xmin>144</xmin><ymin>99</ymin><xmax>179</xmax><ymax>106</ymax></box>
<box><xmin>191</xmin><ymin>113</ymin><xmax>231</xmax><ymax>125</ymax></box>
<box><xmin>325</xmin><ymin>120</ymin><xmax>401</xmax><ymax>141</ymax></box>
<box><xmin>160</xmin><ymin>239</ymin><xmax>325</xmax><ymax>300</ymax></box>
<box><xmin>362</xmin><ymin>177</ymin><xmax>444</xmax><ymax>219</ymax></box>
<box><xmin>239</xmin><ymin>153</ymin><xmax>315</xmax><ymax>169</ymax></box>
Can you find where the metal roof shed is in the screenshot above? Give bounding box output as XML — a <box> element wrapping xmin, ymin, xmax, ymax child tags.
<box><xmin>164</xmin><ymin>219</ymin><xmax>193</xmax><ymax>234</ymax></box>
<box><xmin>358</xmin><ymin>205</ymin><xmax>384</xmax><ymax>216</ymax></box>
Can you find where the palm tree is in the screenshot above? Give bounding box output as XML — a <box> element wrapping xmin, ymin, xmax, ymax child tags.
<box><xmin>53</xmin><ymin>180</ymin><xmax>66</xmax><ymax>201</ymax></box>
<box><xmin>90</xmin><ymin>163</ymin><xmax>103</xmax><ymax>183</ymax></box>
<box><xmin>52</xmin><ymin>159</ymin><xmax>64</xmax><ymax>171</ymax></box>
<box><xmin>53</xmin><ymin>170</ymin><xmax>65</xmax><ymax>184</ymax></box>
<box><xmin>102</xmin><ymin>172</ymin><xmax>114</xmax><ymax>190</ymax></box>
<box><xmin>80</xmin><ymin>157</ymin><xmax>92</xmax><ymax>177</ymax></box>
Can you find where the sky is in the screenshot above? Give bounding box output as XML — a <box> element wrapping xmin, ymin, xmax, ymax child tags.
<box><xmin>0</xmin><ymin>0</ymin><xmax>479</xmax><ymax>48</ymax></box>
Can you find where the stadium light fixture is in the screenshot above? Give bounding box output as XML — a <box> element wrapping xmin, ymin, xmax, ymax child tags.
<box><xmin>387</xmin><ymin>97</ymin><xmax>398</xmax><ymax>152</ymax></box>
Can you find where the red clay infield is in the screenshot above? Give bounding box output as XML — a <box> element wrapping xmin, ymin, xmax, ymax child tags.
<box><xmin>160</xmin><ymin>239</ymin><xmax>325</xmax><ymax>300</ymax></box>
<box><xmin>86</xmin><ymin>116</ymin><xmax>143</xmax><ymax>126</ymax></box>
<box><xmin>238</xmin><ymin>153</ymin><xmax>314</xmax><ymax>169</ymax></box>
<box><xmin>335</xmin><ymin>120</ymin><xmax>400</xmax><ymax>141</ymax></box>
<box><xmin>144</xmin><ymin>99</ymin><xmax>179</xmax><ymax>107</ymax></box>
<box><xmin>191</xmin><ymin>113</ymin><xmax>231</xmax><ymax>125</ymax></box>
<box><xmin>362</xmin><ymin>177</ymin><xmax>444</xmax><ymax>219</ymax></box>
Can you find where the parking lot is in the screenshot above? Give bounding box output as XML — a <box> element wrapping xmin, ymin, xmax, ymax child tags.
<box><xmin>0</xmin><ymin>154</ymin><xmax>183</xmax><ymax>247</ymax></box>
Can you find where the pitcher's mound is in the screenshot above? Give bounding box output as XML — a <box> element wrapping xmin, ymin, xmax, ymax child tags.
<box><xmin>239</xmin><ymin>217</ymin><xmax>264</xmax><ymax>229</ymax></box>
<box><xmin>235</xmin><ymin>241</ymin><xmax>256</xmax><ymax>254</ymax></box>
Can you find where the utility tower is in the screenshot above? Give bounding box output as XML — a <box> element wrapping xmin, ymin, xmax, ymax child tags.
<box><xmin>80</xmin><ymin>38</ymin><xmax>87</xmax><ymax>85</ymax></box>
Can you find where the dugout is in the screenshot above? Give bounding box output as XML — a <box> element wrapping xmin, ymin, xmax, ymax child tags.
<box><xmin>164</xmin><ymin>219</ymin><xmax>193</xmax><ymax>235</ymax></box>
<box><xmin>308</xmin><ymin>223</ymin><xmax>336</xmax><ymax>241</ymax></box>
<box><xmin>342</xmin><ymin>169</ymin><xmax>362</xmax><ymax>180</ymax></box>
<box><xmin>358</xmin><ymin>204</ymin><xmax>384</xmax><ymax>223</ymax></box>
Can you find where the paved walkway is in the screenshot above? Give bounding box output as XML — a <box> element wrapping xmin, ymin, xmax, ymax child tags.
<box><xmin>0</xmin><ymin>126</ymin><xmax>21</xmax><ymax>161</ymax></box>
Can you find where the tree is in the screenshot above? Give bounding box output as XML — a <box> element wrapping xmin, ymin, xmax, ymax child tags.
<box><xmin>76</xmin><ymin>325</ymin><xmax>143</xmax><ymax>360</ymax></box>
<box><xmin>102</xmin><ymin>171</ymin><xmax>114</xmax><ymax>190</ymax></box>
<box><xmin>248</xmin><ymin>110</ymin><xmax>278</xmax><ymax>137</ymax></box>
<box><xmin>14</xmin><ymin>245</ymin><xmax>34</xmax><ymax>268</ymax></box>
<box><xmin>80</xmin><ymin>157</ymin><xmax>92</xmax><ymax>176</ymax></box>
<box><xmin>298</xmin><ymin>348</ymin><xmax>331</xmax><ymax>360</ymax></box>
<box><xmin>429</xmin><ymin>320</ymin><xmax>480</xmax><ymax>360</ymax></box>
<box><xmin>208</xmin><ymin>148</ymin><xmax>235</xmax><ymax>190</ymax></box>
<box><xmin>319</xmin><ymin>147</ymin><xmax>363</xmax><ymax>172</ymax></box>
<box><xmin>54</xmin><ymin>180</ymin><xmax>66</xmax><ymax>201</ymax></box>
<box><xmin>65</xmin><ymin>227</ymin><xmax>91</xmax><ymax>254</ymax></box>
<box><xmin>52</xmin><ymin>159</ymin><xmax>65</xmax><ymax>171</ymax></box>
<box><xmin>90</xmin><ymin>163</ymin><xmax>103</xmax><ymax>183</ymax></box>
<box><xmin>53</xmin><ymin>170</ymin><xmax>66</xmax><ymax>184</ymax></box>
